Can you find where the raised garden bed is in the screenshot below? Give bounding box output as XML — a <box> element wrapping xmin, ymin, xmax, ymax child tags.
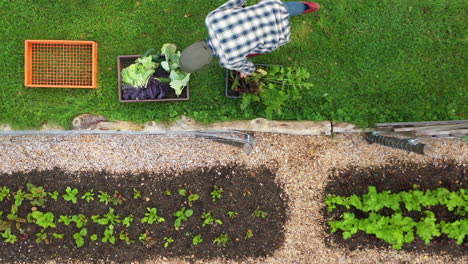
<box><xmin>322</xmin><ymin>161</ymin><xmax>467</xmax><ymax>257</ymax></box>
<box><xmin>0</xmin><ymin>165</ymin><xmax>287</xmax><ymax>263</ymax></box>
<box><xmin>117</xmin><ymin>55</ymin><xmax>189</xmax><ymax>102</ymax></box>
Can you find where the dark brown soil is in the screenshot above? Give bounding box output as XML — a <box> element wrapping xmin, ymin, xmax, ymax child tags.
<box><xmin>0</xmin><ymin>165</ymin><xmax>288</xmax><ymax>263</ymax></box>
<box><xmin>321</xmin><ymin>161</ymin><xmax>467</xmax><ymax>257</ymax></box>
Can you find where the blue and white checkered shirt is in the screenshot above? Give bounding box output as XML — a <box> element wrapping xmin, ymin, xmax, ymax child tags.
<box><xmin>206</xmin><ymin>0</ymin><xmax>291</xmax><ymax>74</ymax></box>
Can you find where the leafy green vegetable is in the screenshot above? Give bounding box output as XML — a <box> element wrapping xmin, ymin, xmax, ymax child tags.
<box><xmin>160</xmin><ymin>43</ymin><xmax>190</xmax><ymax>96</ymax></box>
<box><xmin>121</xmin><ymin>56</ymin><xmax>159</xmax><ymax>88</ymax></box>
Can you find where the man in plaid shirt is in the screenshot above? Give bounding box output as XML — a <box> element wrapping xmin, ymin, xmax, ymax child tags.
<box><xmin>180</xmin><ymin>0</ymin><xmax>320</xmax><ymax>77</ymax></box>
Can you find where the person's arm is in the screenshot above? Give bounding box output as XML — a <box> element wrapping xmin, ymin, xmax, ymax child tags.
<box><xmin>216</xmin><ymin>0</ymin><xmax>247</xmax><ymax>11</ymax></box>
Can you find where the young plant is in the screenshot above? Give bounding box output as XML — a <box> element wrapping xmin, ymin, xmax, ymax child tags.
<box><xmin>2</xmin><ymin>228</ymin><xmax>17</xmax><ymax>244</ymax></box>
<box><xmin>30</xmin><ymin>211</ymin><xmax>56</xmax><ymax>229</ymax></box>
<box><xmin>58</xmin><ymin>215</ymin><xmax>73</xmax><ymax>226</ymax></box>
<box><xmin>138</xmin><ymin>232</ymin><xmax>156</xmax><ymax>245</ymax></box>
<box><xmin>26</xmin><ymin>183</ymin><xmax>47</xmax><ymax>207</ymax></box>
<box><xmin>163</xmin><ymin>190</ymin><xmax>173</xmax><ymax>196</ymax></box>
<box><xmin>227</xmin><ymin>211</ymin><xmax>238</xmax><ymax>219</ymax></box>
<box><xmin>178</xmin><ymin>189</ymin><xmax>200</xmax><ymax>207</ymax></box>
<box><xmin>141</xmin><ymin>208</ymin><xmax>165</xmax><ymax>224</ymax></box>
<box><xmin>90</xmin><ymin>234</ymin><xmax>98</xmax><ymax>241</ymax></box>
<box><xmin>201</xmin><ymin>211</ymin><xmax>223</xmax><ymax>227</ymax></box>
<box><xmin>251</xmin><ymin>206</ymin><xmax>268</xmax><ymax>219</ymax></box>
<box><xmin>48</xmin><ymin>191</ymin><xmax>59</xmax><ymax>201</ymax></box>
<box><xmin>122</xmin><ymin>214</ymin><xmax>134</xmax><ymax>228</ymax></box>
<box><xmin>91</xmin><ymin>208</ymin><xmax>121</xmax><ymax>226</ymax></box>
<box><xmin>102</xmin><ymin>225</ymin><xmax>116</xmax><ymax>244</ymax></box>
<box><xmin>213</xmin><ymin>233</ymin><xmax>229</xmax><ymax>247</ymax></box>
<box><xmin>81</xmin><ymin>190</ymin><xmax>95</xmax><ymax>202</ymax></box>
<box><xmin>133</xmin><ymin>188</ymin><xmax>142</xmax><ymax>199</ymax></box>
<box><xmin>210</xmin><ymin>185</ymin><xmax>223</xmax><ymax>202</ymax></box>
<box><xmin>174</xmin><ymin>207</ymin><xmax>193</xmax><ymax>228</ymax></box>
<box><xmin>35</xmin><ymin>230</ymin><xmax>49</xmax><ymax>244</ymax></box>
<box><xmin>119</xmin><ymin>231</ymin><xmax>134</xmax><ymax>244</ymax></box>
<box><xmin>163</xmin><ymin>236</ymin><xmax>174</xmax><ymax>248</ymax></box>
<box><xmin>0</xmin><ymin>186</ymin><xmax>10</xmax><ymax>202</ymax></box>
<box><xmin>245</xmin><ymin>229</ymin><xmax>254</xmax><ymax>240</ymax></box>
<box><xmin>72</xmin><ymin>214</ymin><xmax>88</xmax><ymax>228</ymax></box>
<box><xmin>13</xmin><ymin>189</ymin><xmax>26</xmax><ymax>207</ymax></box>
<box><xmin>63</xmin><ymin>187</ymin><xmax>78</xmax><ymax>204</ymax></box>
<box><xmin>110</xmin><ymin>191</ymin><xmax>124</xmax><ymax>206</ymax></box>
<box><xmin>52</xmin><ymin>233</ymin><xmax>64</xmax><ymax>239</ymax></box>
<box><xmin>192</xmin><ymin>234</ymin><xmax>203</xmax><ymax>245</ymax></box>
<box><xmin>97</xmin><ymin>191</ymin><xmax>111</xmax><ymax>205</ymax></box>
<box><xmin>73</xmin><ymin>228</ymin><xmax>87</xmax><ymax>248</ymax></box>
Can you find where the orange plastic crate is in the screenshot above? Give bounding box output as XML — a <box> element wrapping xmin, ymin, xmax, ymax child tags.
<box><xmin>25</xmin><ymin>40</ymin><xmax>98</xmax><ymax>88</ymax></box>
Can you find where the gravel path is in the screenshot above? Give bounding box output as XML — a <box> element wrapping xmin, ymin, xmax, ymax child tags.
<box><xmin>0</xmin><ymin>133</ymin><xmax>466</xmax><ymax>264</ymax></box>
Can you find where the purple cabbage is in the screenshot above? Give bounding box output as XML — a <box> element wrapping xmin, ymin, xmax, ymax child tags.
<box><xmin>121</xmin><ymin>76</ymin><xmax>171</xmax><ymax>100</ymax></box>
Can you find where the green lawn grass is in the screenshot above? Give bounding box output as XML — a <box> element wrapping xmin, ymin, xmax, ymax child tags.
<box><xmin>0</xmin><ymin>0</ymin><xmax>465</xmax><ymax>129</ymax></box>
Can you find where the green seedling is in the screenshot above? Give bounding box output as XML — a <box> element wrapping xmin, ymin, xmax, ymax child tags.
<box><xmin>63</xmin><ymin>187</ymin><xmax>78</xmax><ymax>204</ymax></box>
<box><xmin>178</xmin><ymin>189</ymin><xmax>200</xmax><ymax>207</ymax></box>
<box><xmin>52</xmin><ymin>233</ymin><xmax>64</xmax><ymax>239</ymax></box>
<box><xmin>227</xmin><ymin>211</ymin><xmax>238</xmax><ymax>219</ymax></box>
<box><xmin>72</xmin><ymin>214</ymin><xmax>88</xmax><ymax>228</ymax></box>
<box><xmin>163</xmin><ymin>236</ymin><xmax>174</xmax><ymax>248</ymax></box>
<box><xmin>141</xmin><ymin>208</ymin><xmax>165</xmax><ymax>224</ymax></box>
<box><xmin>133</xmin><ymin>188</ymin><xmax>142</xmax><ymax>199</ymax></box>
<box><xmin>0</xmin><ymin>186</ymin><xmax>10</xmax><ymax>202</ymax></box>
<box><xmin>188</xmin><ymin>194</ymin><xmax>200</xmax><ymax>207</ymax></box>
<box><xmin>213</xmin><ymin>233</ymin><xmax>229</xmax><ymax>247</ymax></box>
<box><xmin>138</xmin><ymin>232</ymin><xmax>155</xmax><ymax>245</ymax></box>
<box><xmin>81</xmin><ymin>190</ymin><xmax>95</xmax><ymax>202</ymax></box>
<box><xmin>102</xmin><ymin>225</ymin><xmax>116</xmax><ymax>244</ymax></box>
<box><xmin>119</xmin><ymin>231</ymin><xmax>134</xmax><ymax>244</ymax></box>
<box><xmin>26</xmin><ymin>183</ymin><xmax>47</xmax><ymax>207</ymax></box>
<box><xmin>14</xmin><ymin>189</ymin><xmax>26</xmax><ymax>207</ymax></box>
<box><xmin>90</xmin><ymin>234</ymin><xmax>98</xmax><ymax>241</ymax></box>
<box><xmin>192</xmin><ymin>234</ymin><xmax>203</xmax><ymax>245</ymax></box>
<box><xmin>122</xmin><ymin>214</ymin><xmax>134</xmax><ymax>228</ymax></box>
<box><xmin>202</xmin><ymin>211</ymin><xmax>223</xmax><ymax>227</ymax></box>
<box><xmin>174</xmin><ymin>207</ymin><xmax>193</xmax><ymax>228</ymax></box>
<box><xmin>30</xmin><ymin>211</ymin><xmax>56</xmax><ymax>229</ymax></box>
<box><xmin>36</xmin><ymin>230</ymin><xmax>49</xmax><ymax>244</ymax></box>
<box><xmin>163</xmin><ymin>190</ymin><xmax>173</xmax><ymax>196</ymax></box>
<box><xmin>73</xmin><ymin>228</ymin><xmax>87</xmax><ymax>248</ymax></box>
<box><xmin>210</xmin><ymin>185</ymin><xmax>223</xmax><ymax>202</ymax></box>
<box><xmin>48</xmin><ymin>191</ymin><xmax>59</xmax><ymax>201</ymax></box>
<box><xmin>2</xmin><ymin>228</ymin><xmax>18</xmax><ymax>244</ymax></box>
<box><xmin>245</xmin><ymin>230</ymin><xmax>254</xmax><ymax>240</ymax></box>
<box><xmin>178</xmin><ymin>189</ymin><xmax>187</xmax><ymax>196</ymax></box>
<box><xmin>58</xmin><ymin>215</ymin><xmax>73</xmax><ymax>226</ymax></box>
<box><xmin>92</xmin><ymin>208</ymin><xmax>121</xmax><ymax>225</ymax></box>
<box><xmin>251</xmin><ymin>207</ymin><xmax>268</xmax><ymax>219</ymax></box>
<box><xmin>97</xmin><ymin>191</ymin><xmax>111</xmax><ymax>205</ymax></box>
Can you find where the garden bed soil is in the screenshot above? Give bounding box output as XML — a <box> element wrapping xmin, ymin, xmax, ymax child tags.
<box><xmin>0</xmin><ymin>165</ymin><xmax>287</xmax><ymax>263</ymax></box>
<box><xmin>0</xmin><ymin>133</ymin><xmax>466</xmax><ymax>264</ymax></box>
<box><xmin>321</xmin><ymin>161</ymin><xmax>467</xmax><ymax>257</ymax></box>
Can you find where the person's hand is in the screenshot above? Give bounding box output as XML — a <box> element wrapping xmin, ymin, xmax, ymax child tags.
<box><xmin>240</xmin><ymin>73</ymin><xmax>249</xmax><ymax>78</ymax></box>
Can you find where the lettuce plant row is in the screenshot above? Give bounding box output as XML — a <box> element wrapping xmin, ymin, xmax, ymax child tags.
<box><xmin>325</xmin><ymin>185</ymin><xmax>468</xmax><ymax>249</ymax></box>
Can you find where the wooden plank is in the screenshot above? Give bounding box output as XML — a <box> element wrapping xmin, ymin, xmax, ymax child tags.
<box><xmin>393</xmin><ymin>123</ymin><xmax>468</xmax><ymax>132</ymax></box>
<box><xmin>376</xmin><ymin>120</ymin><xmax>468</xmax><ymax>128</ymax></box>
<box><xmin>416</xmin><ymin>129</ymin><xmax>468</xmax><ymax>136</ymax></box>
